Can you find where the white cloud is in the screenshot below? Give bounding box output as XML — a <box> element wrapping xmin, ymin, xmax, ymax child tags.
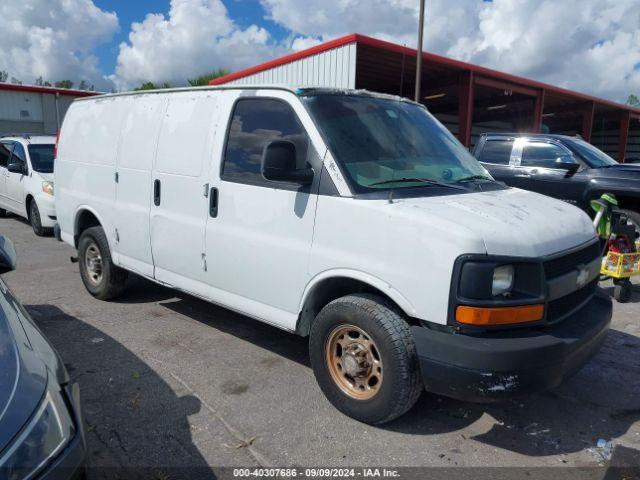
<box><xmin>0</xmin><ymin>0</ymin><xmax>118</xmax><ymax>89</ymax></box>
<box><xmin>448</xmin><ymin>0</ymin><xmax>640</xmax><ymax>103</ymax></box>
<box><xmin>261</xmin><ymin>0</ymin><xmax>640</xmax><ymax>103</ymax></box>
<box><xmin>110</xmin><ymin>0</ymin><xmax>283</xmax><ymax>90</ymax></box>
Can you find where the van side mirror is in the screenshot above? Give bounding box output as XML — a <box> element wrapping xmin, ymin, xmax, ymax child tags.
<box><xmin>0</xmin><ymin>236</ymin><xmax>17</xmax><ymax>274</ymax></box>
<box><xmin>7</xmin><ymin>162</ymin><xmax>26</xmax><ymax>175</ymax></box>
<box><xmin>262</xmin><ymin>140</ymin><xmax>314</xmax><ymax>185</ymax></box>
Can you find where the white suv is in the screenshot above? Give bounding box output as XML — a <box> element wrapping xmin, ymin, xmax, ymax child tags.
<box><xmin>0</xmin><ymin>135</ymin><xmax>56</xmax><ymax>236</ymax></box>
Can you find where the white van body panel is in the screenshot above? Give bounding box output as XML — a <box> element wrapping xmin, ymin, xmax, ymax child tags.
<box><xmin>55</xmin><ymin>86</ymin><xmax>598</xmax><ymax>332</ymax></box>
<box><xmin>113</xmin><ymin>96</ymin><xmax>166</xmax><ymax>277</ymax></box>
<box><xmin>0</xmin><ymin>136</ymin><xmax>56</xmax><ymax>227</ymax></box>
<box><xmin>56</xmin><ymin>96</ymin><xmax>128</xmax><ymax>252</ymax></box>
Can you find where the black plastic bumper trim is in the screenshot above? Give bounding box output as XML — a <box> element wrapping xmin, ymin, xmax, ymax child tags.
<box><xmin>412</xmin><ymin>290</ymin><xmax>612</xmax><ymax>402</ymax></box>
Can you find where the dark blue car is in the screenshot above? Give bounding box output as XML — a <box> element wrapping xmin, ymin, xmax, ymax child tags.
<box><xmin>0</xmin><ymin>236</ymin><xmax>86</xmax><ymax>479</ymax></box>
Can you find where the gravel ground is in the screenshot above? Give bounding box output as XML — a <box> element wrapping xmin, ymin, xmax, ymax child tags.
<box><xmin>1</xmin><ymin>214</ymin><xmax>639</xmax><ymax>479</ymax></box>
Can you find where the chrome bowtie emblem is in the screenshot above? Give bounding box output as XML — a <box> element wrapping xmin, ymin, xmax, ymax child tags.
<box><xmin>576</xmin><ymin>265</ymin><xmax>589</xmax><ymax>288</ymax></box>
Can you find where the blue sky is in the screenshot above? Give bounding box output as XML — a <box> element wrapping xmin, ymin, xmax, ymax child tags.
<box><xmin>1</xmin><ymin>0</ymin><xmax>638</xmax><ymax>101</ymax></box>
<box><xmin>92</xmin><ymin>0</ymin><xmax>290</xmax><ymax>75</ymax></box>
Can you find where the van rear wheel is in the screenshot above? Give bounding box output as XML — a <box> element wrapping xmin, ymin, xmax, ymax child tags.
<box><xmin>78</xmin><ymin>227</ymin><xmax>128</xmax><ymax>300</ymax></box>
<box><xmin>309</xmin><ymin>294</ymin><xmax>423</xmax><ymax>424</ymax></box>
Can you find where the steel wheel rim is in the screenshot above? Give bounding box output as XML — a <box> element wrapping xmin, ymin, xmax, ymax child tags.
<box><xmin>325</xmin><ymin>324</ymin><xmax>383</xmax><ymax>400</ymax></box>
<box><xmin>84</xmin><ymin>241</ymin><xmax>103</xmax><ymax>286</ymax></box>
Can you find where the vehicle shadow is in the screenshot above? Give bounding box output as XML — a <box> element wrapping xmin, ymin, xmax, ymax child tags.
<box><xmin>112</xmin><ymin>274</ymin><xmax>178</xmax><ymax>304</ymax></box>
<box><xmin>161</xmin><ymin>295</ymin><xmax>310</xmax><ymax>367</ymax></box>
<box><xmin>26</xmin><ymin>304</ymin><xmax>218</xmax><ymax>480</ymax></box>
<box><xmin>86</xmin><ymin>279</ymin><xmax>639</xmax><ymax>462</ymax></box>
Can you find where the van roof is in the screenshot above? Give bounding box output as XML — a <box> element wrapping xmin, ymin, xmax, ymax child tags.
<box><xmin>74</xmin><ymin>85</ymin><xmax>420</xmax><ymax>105</ymax></box>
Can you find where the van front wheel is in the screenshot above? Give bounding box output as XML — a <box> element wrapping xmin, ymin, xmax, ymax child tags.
<box><xmin>309</xmin><ymin>294</ymin><xmax>423</xmax><ymax>424</ymax></box>
<box><xmin>78</xmin><ymin>227</ymin><xmax>128</xmax><ymax>300</ymax></box>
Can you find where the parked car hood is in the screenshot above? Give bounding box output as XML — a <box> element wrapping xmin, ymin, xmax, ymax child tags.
<box><xmin>0</xmin><ymin>281</ymin><xmax>48</xmax><ymax>453</ymax></box>
<box><xmin>594</xmin><ymin>163</ymin><xmax>640</xmax><ymax>177</ymax></box>
<box><xmin>389</xmin><ymin>187</ymin><xmax>596</xmax><ymax>258</ymax></box>
<box><xmin>38</xmin><ymin>172</ymin><xmax>54</xmax><ymax>182</ymax></box>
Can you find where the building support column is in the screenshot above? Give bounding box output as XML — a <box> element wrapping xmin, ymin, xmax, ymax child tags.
<box><xmin>618</xmin><ymin>111</ymin><xmax>631</xmax><ymax>163</ymax></box>
<box><xmin>532</xmin><ymin>89</ymin><xmax>545</xmax><ymax>133</ymax></box>
<box><xmin>458</xmin><ymin>71</ymin><xmax>474</xmax><ymax>148</ymax></box>
<box><xmin>581</xmin><ymin>101</ymin><xmax>595</xmax><ymax>142</ymax></box>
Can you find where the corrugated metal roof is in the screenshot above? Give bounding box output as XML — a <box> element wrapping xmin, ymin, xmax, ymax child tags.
<box><xmin>211</xmin><ymin>33</ymin><xmax>640</xmax><ymax>117</ymax></box>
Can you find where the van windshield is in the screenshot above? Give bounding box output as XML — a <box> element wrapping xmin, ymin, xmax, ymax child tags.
<box><xmin>302</xmin><ymin>94</ymin><xmax>491</xmax><ymax>193</ymax></box>
<box><xmin>27</xmin><ymin>144</ymin><xmax>55</xmax><ymax>173</ymax></box>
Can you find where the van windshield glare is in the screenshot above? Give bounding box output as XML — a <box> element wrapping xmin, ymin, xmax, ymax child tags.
<box><xmin>302</xmin><ymin>94</ymin><xmax>492</xmax><ymax>193</ymax></box>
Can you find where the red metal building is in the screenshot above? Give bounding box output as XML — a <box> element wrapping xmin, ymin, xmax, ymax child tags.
<box><xmin>211</xmin><ymin>33</ymin><xmax>640</xmax><ymax>162</ymax></box>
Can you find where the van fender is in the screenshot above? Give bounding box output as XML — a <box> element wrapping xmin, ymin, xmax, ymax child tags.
<box><xmin>299</xmin><ymin>269</ymin><xmax>417</xmax><ymax>318</ymax></box>
<box><xmin>73</xmin><ymin>204</ymin><xmax>112</xmax><ymax>249</ymax></box>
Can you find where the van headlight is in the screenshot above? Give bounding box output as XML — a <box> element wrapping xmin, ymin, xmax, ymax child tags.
<box><xmin>0</xmin><ymin>377</ymin><xmax>75</xmax><ymax>480</ymax></box>
<box><xmin>492</xmin><ymin>265</ymin><xmax>514</xmax><ymax>296</ymax></box>
<box><xmin>42</xmin><ymin>181</ymin><xmax>54</xmax><ymax>196</ymax></box>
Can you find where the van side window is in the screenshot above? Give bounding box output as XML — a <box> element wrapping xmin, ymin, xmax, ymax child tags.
<box><xmin>0</xmin><ymin>142</ymin><xmax>12</xmax><ymax>168</ymax></box>
<box><xmin>222</xmin><ymin>98</ymin><xmax>309</xmax><ymax>185</ymax></box>
<box><xmin>477</xmin><ymin>140</ymin><xmax>513</xmax><ymax>165</ymax></box>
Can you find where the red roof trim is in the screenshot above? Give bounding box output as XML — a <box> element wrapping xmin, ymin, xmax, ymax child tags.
<box><xmin>210</xmin><ymin>32</ymin><xmax>640</xmax><ymax>114</ymax></box>
<box><xmin>0</xmin><ymin>82</ymin><xmax>100</xmax><ymax>97</ymax></box>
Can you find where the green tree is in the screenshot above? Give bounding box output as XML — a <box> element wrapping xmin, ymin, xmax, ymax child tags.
<box><xmin>54</xmin><ymin>80</ymin><xmax>74</xmax><ymax>89</ymax></box>
<box><xmin>133</xmin><ymin>81</ymin><xmax>172</xmax><ymax>91</ymax></box>
<box><xmin>627</xmin><ymin>94</ymin><xmax>640</xmax><ymax>107</ymax></box>
<box><xmin>187</xmin><ymin>69</ymin><xmax>230</xmax><ymax>86</ymax></box>
<box><xmin>10</xmin><ymin>77</ymin><xmax>22</xmax><ymax>85</ymax></box>
<box><xmin>0</xmin><ymin>71</ymin><xmax>8</xmax><ymax>82</ymax></box>
<box><xmin>78</xmin><ymin>80</ymin><xmax>89</xmax><ymax>90</ymax></box>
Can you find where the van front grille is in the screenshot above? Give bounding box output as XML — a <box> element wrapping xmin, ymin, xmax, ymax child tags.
<box><xmin>546</xmin><ymin>279</ymin><xmax>598</xmax><ymax>323</ymax></box>
<box><xmin>543</xmin><ymin>241</ymin><xmax>601</xmax><ymax>280</ymax></box>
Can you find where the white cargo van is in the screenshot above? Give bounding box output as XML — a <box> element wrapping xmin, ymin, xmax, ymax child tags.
<box><xmin>55</xmin><ymin>87</ymin><xmax>611</xmax><ymax>424</ymax></box>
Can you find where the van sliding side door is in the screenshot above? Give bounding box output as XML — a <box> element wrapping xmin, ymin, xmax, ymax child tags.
<box><xmin>149</xmin><ymin>92</ymin><xmax>218</xmax><ymax>289</ymax></box>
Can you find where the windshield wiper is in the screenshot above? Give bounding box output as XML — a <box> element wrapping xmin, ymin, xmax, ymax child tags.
<box><xmin>454</xmin><ymin>174</ymin><xmax>495</xmax><ymax>183</ymax></box>
<box><xmin>367</xmin><ymin>177</ymin><xmax>470</xmax><ymax>191</ymax></box>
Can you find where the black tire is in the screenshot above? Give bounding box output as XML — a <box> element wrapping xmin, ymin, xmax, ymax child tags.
<box><xmin>29</xmin><ymin>201</ymin><xmax>53</xmax><ymax>236</ymax></box>
<box><xmin>613</xmin><ymin>280</ymin><xmax>633</xmax><ymax>303</ymax></box>
<box><xmin>0</xmin><ymin>208</ymin><xmax>6</xmax><ymax>217</ymax></box>
<box><xmin>78</xmin><ymin>226</ymin><xmax>128</xmax><ymax>300</ymax></box>
<box><xmin>309</xmin><ymin>293</ymin><xmax>423</xmax><ymax>424</ymax></box>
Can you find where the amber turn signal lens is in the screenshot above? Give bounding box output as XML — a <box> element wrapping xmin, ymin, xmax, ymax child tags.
<box><xmin>456</xmin><ymin>304</ymin><xmax>544</xmax><ymax>326</ymax></box>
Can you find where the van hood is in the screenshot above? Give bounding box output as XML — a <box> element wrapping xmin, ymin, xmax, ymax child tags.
<box><xmin>389</xmin><ymin>187</ymin><xmax>596</xmax><ymax>257</ymax></box>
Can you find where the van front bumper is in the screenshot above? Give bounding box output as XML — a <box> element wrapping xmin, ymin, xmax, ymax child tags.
<box><xmin>411</xmin><ymin>290</ymin><xmax>612</xmax><ymax>402</ymax></box>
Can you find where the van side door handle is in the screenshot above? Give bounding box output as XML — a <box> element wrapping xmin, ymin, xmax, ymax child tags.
<box><xmin>209</xmin><ymin>187</ymin><xmax>218</xmax><ymax>218</ymax></box>
<box><xmin>153</xmin><ymin>179</ymin><xmax>161</xmax><ymax>206</ymax></box>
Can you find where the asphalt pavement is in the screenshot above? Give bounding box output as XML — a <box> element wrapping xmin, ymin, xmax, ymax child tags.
<box><xmin>1</xmin><ymin>214</ymin><xmax>639</xmax><ymax>479</ymax></box>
